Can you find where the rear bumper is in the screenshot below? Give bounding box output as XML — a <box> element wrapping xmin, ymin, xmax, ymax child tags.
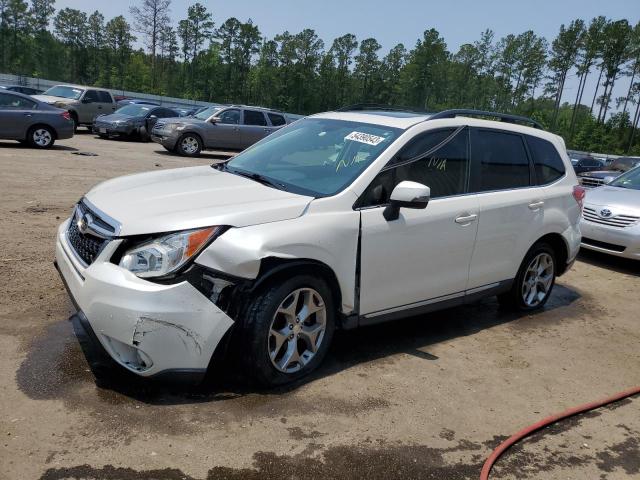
<box><xmin>56</xmin><ymin>122</ymin><xmax>74</xmax><ymax>139</ymax></box>
<box><xmin>54</xmin><ymin>220</ymin><xmax>234</xmax><ymax>378</ymax></box>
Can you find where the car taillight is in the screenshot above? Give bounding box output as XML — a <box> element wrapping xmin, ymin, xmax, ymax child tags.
<box><xmin>61</xmin><ymin>111</ymin><xmax>71</xmax><ymax>121</ymax></box>
<box><xmin>573</xmin><ymin>185</ymin><xmax>586</xmax><ymax>211</ymax></box>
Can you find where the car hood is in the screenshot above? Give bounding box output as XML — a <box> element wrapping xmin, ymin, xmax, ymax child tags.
<box><xmin>84</xmin><ymin>166</ymin><xmax>313</xmax><ymax>236</ymax></box>
<box><xmin>33</xmin><ymin>95</ymin><xmax>77</xmax><ymax>106</ymax></box>
<box><xmin>585</xmin><ymin>185</ymin><xmax>640</xmax><ymax>211</ymax></box>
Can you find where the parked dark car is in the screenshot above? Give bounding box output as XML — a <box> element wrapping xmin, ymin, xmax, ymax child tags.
<box><xmin>93</xmin><ymin>104</ymin><xmax>180</xmax><ymax>141</ymax></box>
<box><xmin>151</xmin><ymin>105</ymin><xmax>290</xmax><ymax>156</ymax></box>
<box><xmin>578</xmin><ymin>157</ymin><xmax>640</xmax><ymax>188</ymax></box>
<box><xmin>571</xmin><ymin>156</ymin><xmax>604</xmax><ymax>174</ymax></box>
<box><xmin>0</xmin><ymin>90</ymin><xmax>73</xmax><ymax>148</ymax></box>
<box><xmin>116</xmin><ymin>98</ymin><xmax>161</xmax><ymax>109</ymax></box>
<box><xmin>0</xmin><ymin>85</ymin><xmax>43</xmax><ymax>95</ymax></box>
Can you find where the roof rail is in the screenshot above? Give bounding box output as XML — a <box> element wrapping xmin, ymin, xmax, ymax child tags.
<box><xmin>428</xmin><ymin>109</ymin><xmax>544</xmax><ymax>129</ymax></box>
<box><xmin>336</xmin><ymin>103</ymin><xmax>431</xmax><ymax>114</ymax></box>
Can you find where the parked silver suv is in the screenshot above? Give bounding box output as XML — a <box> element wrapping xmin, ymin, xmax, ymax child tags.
<box><xmin>151</xmin><ymin>105</ymin><xmax>290</xmax><ymax>156</ymax></box>
<box><xmin>34</xmin><ymin>85</ymin><xmax>116</xmax><ymax>130</ymax></box>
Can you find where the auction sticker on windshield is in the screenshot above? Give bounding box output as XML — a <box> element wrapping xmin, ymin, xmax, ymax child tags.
<box><xmin>345</xmin><ymin>131</ymin><xmax>386</xmax><ymax>146</ymax></box>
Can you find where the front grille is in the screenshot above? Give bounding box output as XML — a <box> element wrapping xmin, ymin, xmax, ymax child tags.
<box><xmin>583</xmin><ymin>207</ymin><xmax>640</xmax><ymax>228</ymax></box>
<box><xmin>152</xmin><ymin>121</ymin><xmax>165</xmax><ymax>132</ymax></box>
<box><xmin>67</xmin><ymin>219</ymin><xmax>107</xmax><ymax>265</ymax></box>
<box><xmin>66</xmin><ymin>202</ymin><xmax>117</xmax><ymax>266</ymax></box>
<box><xmin>582</xmin><ymin>237</ymin><xmax>626</xmax><ymax>252</ymax></box>
<box><xmin>579</xmin><ymin>177</ymin><xmax>606</xmax><ymax>188</ymax></box>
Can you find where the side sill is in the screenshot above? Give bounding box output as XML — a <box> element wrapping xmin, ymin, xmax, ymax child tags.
<box><xmin>358</xmin><ymin>279</ymin><xmax>513</xmax><ymax>327</ymax></box>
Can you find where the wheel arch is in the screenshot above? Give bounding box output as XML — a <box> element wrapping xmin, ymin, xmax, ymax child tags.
<box><xmin>533</xmin><ymin>232</ymin><xmax>570</xmax><ymax>276</ymax></box>
<box><xmin>26</xmin><ymin>123</ymin><xmax>58</xmax><ymax>140</ymax></box>
<box><xmin>252</xmin><ymin>257</ymin><xmax>346</xmax><ymax>327</ymax></box>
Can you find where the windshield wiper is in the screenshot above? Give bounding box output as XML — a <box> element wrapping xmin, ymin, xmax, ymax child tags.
<box><xmin>228</xmin><ymin>168</ymin><xmax>285</xmax><ymax>190</ymax></box>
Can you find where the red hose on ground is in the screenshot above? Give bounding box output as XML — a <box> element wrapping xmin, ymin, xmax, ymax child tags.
<box><xmin>480</xmin><ymin>385</ymin><xmax>640</xmax><ymax>480</ymax></box>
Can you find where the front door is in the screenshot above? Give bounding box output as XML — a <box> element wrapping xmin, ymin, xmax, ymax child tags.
<box><xmin>358</xmin><ymin>127</ymin><xmax>479</xmax><ymax>316</ymax></box>
<box><xmin>204</xmin><ymin>108</ymin><xmax>242</xmax><ymax>150</ymax></box>
<box><xmin>79</xmin><ymin>89</ymin><xmax>100</xmax><ymax>123</ymax></box>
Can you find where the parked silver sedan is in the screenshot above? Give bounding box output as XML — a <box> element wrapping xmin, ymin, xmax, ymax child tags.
<box><xmin>580</xmin><ymin>166</ymin><xmax>640</xmax><ymax>260</ymax></box>
<box><xmin>151</xmin><ymin>105</ymin><xmax>290</xmax><ymax>157</ymax></box>
<box><xmin>0</xmin><ymin>90</ymin><xmax>74</xmax><ymax>148</ymax></box>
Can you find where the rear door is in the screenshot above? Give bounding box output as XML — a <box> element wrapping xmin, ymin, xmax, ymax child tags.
<box><xmin>239</xmin><ymin>109</ymin><xmax>271</xmax><ymax>148</ymax></box>
<box><xmin>97</xmin><ymin>91</ymin><xmax>116</xmax><ymax>115</ymax></box>
<box><xmin>0</xmin><ymin>92</ymin><xmax>37</xmax><ymax>139</ymax></box>
<box><xmin>466</xmin><ymin>128</ymin><xmax>543</xmax><ymax>289</ymax></box>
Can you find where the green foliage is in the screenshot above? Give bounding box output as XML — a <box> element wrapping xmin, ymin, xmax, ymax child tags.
<box><xmin>1</xmin><ymin>2</ymin><xmax>639</xmax><ymax>153</ymax></box>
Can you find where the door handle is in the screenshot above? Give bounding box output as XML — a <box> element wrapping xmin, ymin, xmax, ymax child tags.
<box><xmin>455</xmin><ymin>214</ymin><xmax>478</xmax><ymax>224</ymax></box>
<box><xmin>97</xmin><ymin>106</ymin><xmax>102</xmax><ymax>109</ymax></box>
<box><xmin>528</xmin><ymin>201</ymin><xmax>544</xmax><ymax>210</ymax></box>
<box><xmin>24</xmin><ymin>113</ymin><xmax>32</xmax><ymax>117</ymax></box>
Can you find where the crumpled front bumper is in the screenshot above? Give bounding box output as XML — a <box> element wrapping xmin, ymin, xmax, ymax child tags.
<box><xmin>55</xmin><ymin>220</ymin><xmax>234</xmax><ymax>378</ymax></box>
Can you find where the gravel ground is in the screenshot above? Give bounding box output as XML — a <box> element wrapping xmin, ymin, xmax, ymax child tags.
<box><xmin>0</xmin><ymin>132</ymin><xmax>639</xmax><ymax>480</ymax></box>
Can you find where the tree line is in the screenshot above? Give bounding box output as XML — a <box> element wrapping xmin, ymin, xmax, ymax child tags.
<box><xmin>1</xmin><ymin>0</ymin><xmax>639</xmax><ymax>154</ymax></box>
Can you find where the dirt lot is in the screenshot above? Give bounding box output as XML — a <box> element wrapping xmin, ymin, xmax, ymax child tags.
<box><xmin>0</xmin><ymin>132</ymin><xmax>639</xmax><ymax>480</ymax></box>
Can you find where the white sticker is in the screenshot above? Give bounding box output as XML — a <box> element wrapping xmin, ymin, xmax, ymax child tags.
<box><xmin>344</xmin><ymin>131</ymin><xmax>385</xmax><ymax>146</ymax></box>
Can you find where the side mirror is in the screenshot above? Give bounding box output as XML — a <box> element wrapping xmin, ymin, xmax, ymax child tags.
<box><xmin>148</xmin><ymin>114</ymin><xmax>157</xmax><ymax>119</ymax></box>
<box><xmin>209</xmin><ymin>116</ymin><xmax>221</xmax><ymax>124</ymax></box>
<box><xmin>383</xmin><ymin>181</ymin><xmax>431</xmax><ymax>221</ymax></box>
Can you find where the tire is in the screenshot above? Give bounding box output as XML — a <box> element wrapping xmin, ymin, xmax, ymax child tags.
<box><xmin>138</xmin><ymin>126</ymin><xmax>150</xmax><ymax>142</ymax></box>
<box><xmin>27</xmin><ymin>125</ymin><xmax>55</xmax><ymax>149</ymax></box>
<box><xmin>176</xmin><ymin>133</ymin><xmax>202</xmax><ymax>157</ymax></box>
<box><xmin>498</xmin><ymin>242</ymin><xmax>556</xmax><ymax>311</ymax></box>
<box><xmin>241</xmin><ymin>274</ymin><xmax>336</xmax><ymax>387</ymax></box>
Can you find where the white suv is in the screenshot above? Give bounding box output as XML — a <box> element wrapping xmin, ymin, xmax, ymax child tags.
<box><xmin>55</xmin><ymin>108</ymin><xmax>583</xmax><ymax>386</ymax></box>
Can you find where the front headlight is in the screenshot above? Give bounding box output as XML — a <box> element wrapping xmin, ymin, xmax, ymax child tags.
<box><xmin>119</xmin><ymin>226</ymin><xmax>222</xmax><ymax>278</ymax></box>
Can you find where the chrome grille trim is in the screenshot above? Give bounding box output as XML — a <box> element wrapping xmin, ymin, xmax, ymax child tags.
<box><xmin>579</xmin><ymin>177</ymin><xmax>606</xmax><ymax>188</ymax></box>
<box><xmin>65</xmin><ymin>199</ymin><xmax>120</xmax><ymax>267</ymax></box>
<box><xmin>583</xmin><ymin>206</ymin><xmax>640</xmax><ymax>228</ymax></box>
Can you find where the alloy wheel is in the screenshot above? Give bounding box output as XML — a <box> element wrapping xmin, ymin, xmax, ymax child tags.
<box><xmin>268</xmin><ymin>288</ymin><xmax>327</xmax><ymax>373</ymax></box>
<box><xmin>180</xmin><ymin>136</ymin><xmax>199</xmax><ymax>154</ymax></box>
<box><xmin>33</xmin><ymin>128</ymin><xmax>52</xmax><ymax>147</ymax></box>
<box><xmin>521</xmin><ymin>252</ymin><xmax>554</xmax><ymax>307</ymax></box>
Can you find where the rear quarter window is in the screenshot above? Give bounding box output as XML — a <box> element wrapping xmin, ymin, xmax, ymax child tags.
<box><xmin>268</xmin><ymin>113</ymin><xmax>286</xmax><ymax>126</ymax></box>
<box><xmin>526</xmin><ymin>135</ymin><xmax>566</xmax><ymax>185</ymax></box>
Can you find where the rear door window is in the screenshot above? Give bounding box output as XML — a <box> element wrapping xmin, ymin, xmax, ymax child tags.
<box><xmin>267</xmin><ymin>113</ymin><xmax>286</xmax><ymax>126</ymax></box>
<box><xmin>243</xmin><ymin>110</ymin><xmax>268</xmax><ymax>126</ymax></box>
<box><xmin>526</xmin><ymin>135</ymin><xmax>566</xmax><ymax>185</ymax></box>
<box><xmin>0</xmin><ymin>93</ymin><xmax>36</xmax><ymax>109</ymax></box>
<box><xmin>97</xmin><ymin>91</ymin><xmax>113</xmax><ymax>103</ymax></box>
<box><xmin>471</xmin><ymin>129</ymin><xmax>531</xmax><ymax>192</ymax></box>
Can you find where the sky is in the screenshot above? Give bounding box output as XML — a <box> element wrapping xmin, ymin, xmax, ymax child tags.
<box><xmin>57</xmin><ymin>0</ymin><xmax>640</xmax><ymax>108</ymax></box>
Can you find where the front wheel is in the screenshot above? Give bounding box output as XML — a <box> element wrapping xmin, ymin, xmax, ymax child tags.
<box><xmin>27</xmin><ymin>126</ymin><xmax>55</xmax><ymax>148</ymax></box>
<box><xmin>176</xmin><ymin>133</ymin><xmax>202</xmax><ymax>156</ymax></box>
<box><xmin>242</xmin><ymin>275</ymin><xmax>335</xmax><ymax>386</ymax></box>
<box><xmin>499</xmin><ymin>243</ymin><xmax>556</xmax><ymax>311</ymax></box>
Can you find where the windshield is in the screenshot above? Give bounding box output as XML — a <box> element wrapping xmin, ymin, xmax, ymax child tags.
<box><xmin>194</xmin><ymin>106</ymin><xmax>222</xmax><ymax>120</ymax></box>
<box><xmin>226</xmin><ymin>117</ymin><xmax>402</xmax><ymax>196</ymax></box>
<box><xmin>43</xmin><ymin>86</ymin><xmax>84</xmax><ymax>99</ymax></box>
<box><xmin>116</xmin><ymin>104</ymin><xmax>153</xmax><ymax>116</ymax></box>
<box><xmin>609</xmin><ymin>166</ymin><xmax>640</xmax><ymax>190</ymax></box>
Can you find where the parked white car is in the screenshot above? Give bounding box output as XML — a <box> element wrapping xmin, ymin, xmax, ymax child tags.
<box><xmin>55</xmin><ymin>108</ymin><xmax>583</xmax><ymax>386</ymax></box>
<box><xmin>580</xmin><ymin>166</ymin><xmax>640</xmax><ymax>260</ymax></box>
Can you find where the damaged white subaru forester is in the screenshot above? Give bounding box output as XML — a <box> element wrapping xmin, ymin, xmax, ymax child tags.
<box><xmin>55</xmin><ymin>108</ymin><xmax>583</xmax><ymax>386</ymax></box>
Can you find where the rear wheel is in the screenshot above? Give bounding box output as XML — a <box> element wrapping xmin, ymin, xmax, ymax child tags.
<box><xmin>27</xmin><ymin>126</ymin><xmax>55</xmax><ymax>148</ymax></box>
<box><xmin>176</xmin><ymin>133</ymin><xmax>202</xmax><ymax>157</ymax></box>
<box><xmin>498</xmin><ymin>242</ymin><xmax>556</xmax><ymax>311</ymax></box>
<box><xmin>241</xmin><ymin>275</ymin><xmax>335</xmax><ymax>386</ymax></box>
